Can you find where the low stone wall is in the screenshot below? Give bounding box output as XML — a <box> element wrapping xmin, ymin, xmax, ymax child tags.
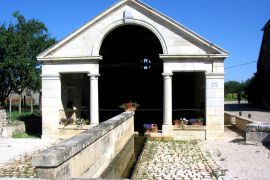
<box><xmin>235</xmin><ymin>116</ymin><xmax>253</xmax><ymax>132</ymax></box>
<box><xmin>2</xmin><ymin>121</ymin><xmax>25</xmax><ymax>137</ymax></box>
<box><xmin>224</xmin><ymin>111</ymin><xmax>253</xmax><ymax>132</ymax></box>
<box><xmin>32</xmin><ymin>112</ymin><xmax>134</xmax><ymax>180</ymax></box>
<box><xmin>224</xmin><ymin>112</ymin><xmax>236</xmax><ymax>125</ymax></box>
<box><xmin>57</xmin><ymin>124</ymin><xmax>97</xmax><ymax>139</ymax></box>
<box><xmin>173</xmin><ymin>126</ymin><xmax>206</xmax><ymax>140</ymax></box>
<box><xmin>246</xmin><ymin>123</ymin><xmax>270</xmax><ymax>145</ymax></box>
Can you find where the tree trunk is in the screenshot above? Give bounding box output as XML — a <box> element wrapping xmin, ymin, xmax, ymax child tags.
<box><xmin>30</xmin><ymin>92</ymin><xmax>33</xmax><ymax>114</ymax></box>
<box><xmin>19</xmin><ymin>94</ymin><xmax>22</xmax><ymax>115</ymax></box>
<box><xmin>9</xmin><ymin>94</ymin><xmax>12</xmax><ymax>120</ymax></box>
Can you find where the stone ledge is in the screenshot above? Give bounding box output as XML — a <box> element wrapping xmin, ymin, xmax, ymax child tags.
<box><xmin>246</xmin><ymin>122</ymin><xmax>270</xmax><ymax>145</ymax></box>
<box><xmin>246</xmin><ymin>123</ymin><xmax>270</xmax><ymax>132</ymax></box>
<box><xmin>2</xmin><ymin>121</ymin><xmax>25</xmax><ymax>137</ymax></box>
<box><xmin>32</xmin><ymin>112</ymin><xmax>133</xmax><ymax>167</ymax></box>
<box><xmin>58</xmin><ymin>124</ymin><xmax>94</xmax><ymax>130</ymax></box>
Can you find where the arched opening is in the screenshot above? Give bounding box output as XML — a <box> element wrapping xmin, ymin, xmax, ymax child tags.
<box><xmin>99</xmin><ymin>25</ymin><xmax>163</xmax><ymax>132</ymax></box>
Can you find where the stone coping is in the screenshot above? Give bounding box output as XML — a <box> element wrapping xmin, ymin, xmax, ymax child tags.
<box><xmin>224</xmin><ymin>111</ymin><xmax>257</xmax><ymax>122</ymax></box>
<box><xmin>32</xmin><ymin>111</ymin><xmax>134</xmax><ymax>167</ymax></box>
<box><xmin>58</xmin><ymin>124</ymin><xmax>94</xmax><ymax>130</ymax></box>
<box><xmin>224</xmin><ymin>111</ymin><xmax>258</xmax><ymax>124</ymax></box>
<box><xmin>246</xmin><ymin>122</ymin><xmax>270</xmax><ymax>132</ymax></box>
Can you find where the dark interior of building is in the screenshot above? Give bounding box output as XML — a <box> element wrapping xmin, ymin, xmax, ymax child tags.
<box><xmin>99</xmin><ymin>25</ymin><xmax>163</xmax><ymax>132</ymax></box>
<box><xmin>172</xmin><ymin>72</ymin><xmax>205</xmax><ymax>123</ymax></box>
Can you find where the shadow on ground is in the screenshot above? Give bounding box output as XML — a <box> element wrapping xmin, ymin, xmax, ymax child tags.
<box><xmin>225</xmin><ymin>103</ymin><xmax>270</xmax><ymax>113</ymax></box>
<box><xmin>225</xmin><ymin>125</ymin><xmax>246</xmax><ymax>144</ymax></box>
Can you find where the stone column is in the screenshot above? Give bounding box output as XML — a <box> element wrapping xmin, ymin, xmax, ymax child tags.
<box><xmin>205</xmin><ymin>73</ymin><xmax>224</xmax><ymax>139</ymax></box>
<box><xmin>162</xmin><ymin>73</ymin><xmax>173</xmax><ymax>136</ymax></box>
<box><xmin>89</xmin><ymin>74</ymin><xmax>100</xmax><ymax>125</ymax></box>
<box><xmin>41</xmin><ymin>74</ymin><xmax>62</xmax><ymax>138</ymax></box>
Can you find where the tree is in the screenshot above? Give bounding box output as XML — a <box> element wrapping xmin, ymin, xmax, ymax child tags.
<box><xmin>224</xmin><ymin>81</ymin><xmax>242</xmax><ymax>96</ymax></box>
<box><xmin>0</xmin><ymin>12</ymin><xmax>56</xmax><ymax>108</ymax></box>
<box><xmin>246</xmin><ymin>72</ymin><xmax>270</xmax><ymax>108</ymax></box>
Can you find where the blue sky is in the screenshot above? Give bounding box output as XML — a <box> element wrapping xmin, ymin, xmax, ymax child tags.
<box><xmin>0</xmin><ymin>0</ymin><xmax>269</xmax><ymax>82</ymax></box>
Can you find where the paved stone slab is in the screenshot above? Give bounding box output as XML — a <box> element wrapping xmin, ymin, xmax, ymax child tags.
<box><xmin>132</xmin><ymin>140</ymin><xmax>222</xmax><ymax>179</ymax></box>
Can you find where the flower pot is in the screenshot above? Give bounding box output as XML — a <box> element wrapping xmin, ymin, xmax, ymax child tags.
<box><xmin>192</xmin><ymin>122</ymin><xmax>203</xmax><ymax>126</ymax></box>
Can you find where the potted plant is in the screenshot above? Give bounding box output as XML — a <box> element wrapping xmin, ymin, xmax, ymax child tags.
<box><xmin>173</xmin><ymin>119</ymin><xmax>181</xmax><ymax>126</ymax></box>
<box><xmin>120</xmin><ymin>101</ymin><xmax>140</xmax><ymax>112</ymax></box>
<box><xmin>192</xmin><ymin>118</ymin><xmax>204</xmax><ymax>126</ymax></box>
<box><xmin>143</xmin><ymin>123</ymin><xmax>158</xmax><ymax>133</ymax></box>
<box><xmin>150</xmin><ymin>124</ymin><xmax>158</xmax><ymax>132</ymax></box>
<box><xmin>173</xmin><ymin>118</ymin><xmax>188</xmax><ymax>127</ymax></box>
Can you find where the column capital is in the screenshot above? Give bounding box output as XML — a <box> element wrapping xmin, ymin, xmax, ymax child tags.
<box><xmin>162</xmin><ymin>73</ymin><xmax>173</xmax><ymax>79</ymax></box>
<box><xmin>88</xmin><ymin>74</ymin><xmax>100</xmax><ymax>79</ymax></box>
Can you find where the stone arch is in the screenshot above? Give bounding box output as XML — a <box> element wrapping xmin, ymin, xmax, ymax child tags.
<box><xmin>92</xmin><ymin>19</ymin><xmax>168</xmax><ymax>56</ymax></box>
<box><xmin>98</xmin><ymin>22</ymin><xmax>165</xmax><ymax>132</ymax></box>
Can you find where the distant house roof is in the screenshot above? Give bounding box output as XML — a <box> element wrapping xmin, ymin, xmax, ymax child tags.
<box><xmin>262</xmin><ymin>19</ymin><xmax>270</xmax><ymax>31</ymax></box>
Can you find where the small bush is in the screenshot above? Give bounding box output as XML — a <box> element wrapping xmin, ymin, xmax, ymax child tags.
<box><xmin>12</xmin><ymin>132</ymin><xmax>36</xmax><ymax>138</ymax></box>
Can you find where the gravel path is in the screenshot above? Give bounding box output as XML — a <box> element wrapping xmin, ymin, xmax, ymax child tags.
<box><xmin>199</xmin><ymin>126</ymin><xmax>270</xmax><ymax>179</ymax></box>
<box><xmin>0</xmin><ymin>138</ymin><xmax>60</xmax><ymax>178</ymax></box>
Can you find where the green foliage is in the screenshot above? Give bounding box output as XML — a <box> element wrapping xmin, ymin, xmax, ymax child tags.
<box><xmin>12</xmin><ymin>132</ymin><xmax>36</xmax><ymax>138</ymax></box>
<box><xmin>0</xmin><ymin>11</ymin><xmax>56</xmax><ymax>104</ymax></box>
<box><xmin>224</xmin><ymin>80</ymin><xmax>250</xmax><ymax>101</ymax></box>
<box><xmin>246</xmin><ymin>73</ymin><xmax>270</xmax><ymax>108</ymax></box>
<box><xmin>224</xmin><ymin>81</ymin><xmax>242</xmax><ymax>95</ymax></box>
<box><xmin>7</xmin><ymin>106</ymin><xmax>40</xmax><ymax>121</ymax></box>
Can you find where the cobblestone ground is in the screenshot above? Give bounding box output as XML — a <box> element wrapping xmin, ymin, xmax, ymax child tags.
<box><xmin>133</xmin><ymin>140</ymin><xmax>222</xmax><ymax>180</ymax></box>
<box><xmin>0</xmin><ymin>152</ymin><xmax>37</xmax><ymax>178</ymax></box>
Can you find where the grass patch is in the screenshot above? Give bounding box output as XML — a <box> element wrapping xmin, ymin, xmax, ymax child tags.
<box><xmin>12</xmin><ymin>132</ymin><xmax>37</xmax><ymax>138</ymax></box>
<box><xmin>10</xmin><ymin>111</ymin><xmax>32</xmax><ymax>121</ymax></box>
<box><xmin>6</xmin><ymin>107</ymin><xmax>40</xmax><ymax>122</ymax></box>
<box><xmin>225</xmin><ymin>93</ymin><xmax>237</xmax><ymax>101</ymax></box>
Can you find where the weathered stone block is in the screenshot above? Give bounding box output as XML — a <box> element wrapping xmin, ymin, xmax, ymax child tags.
<box><xmin>246</xmin><ymin>123</ymin><xmax>259</xmax><ymax>132</ymax></box>
<box><xmin>258</xmin><ymin>124</ymin><xmax>270</xmax><ymax>132</ymax></box>
<box><xmin>246</xmin><ymin>122</ymin><xmax>270</xmax><ymax>145</ymax></box>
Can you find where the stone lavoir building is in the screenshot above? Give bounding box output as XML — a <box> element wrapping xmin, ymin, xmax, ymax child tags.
<box><xmin>38</xmin><ymin>0</ymin><xmax>228</xmax><ymax>139</ymax></box>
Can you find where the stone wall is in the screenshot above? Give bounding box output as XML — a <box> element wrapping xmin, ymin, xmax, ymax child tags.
<box><xmin>235</xmin><ymin>116</ymin><xmax>253</xmax><ymax>132</ymax></box>
<box><xmin>32</xmin><ymin>111</ymin><xmax>134</xmax><ymax>180</ymax></box>
<box><xmin>2</xmin><ymin>121</ymin><xmax>25</xmax><ymax>137</ymax></box>
<box><xmin>224</xmin><ymin>111</ymin><xmax>254</xmax><ymax>132</ymax></box>
<box><xmin>173</xmin><ymin>126</ymin><xmax>206</xmax><ymax>140</ymax></box>
<box><xmin>224</xmin><ymin>112</ymin><xmax>236</xmax><ymax>125</ymax></box>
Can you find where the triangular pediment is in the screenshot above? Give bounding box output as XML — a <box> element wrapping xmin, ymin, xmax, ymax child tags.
<box><xmin>37</xmin><ymin>0</ymin><xmax>228</xmax><ymax>61</ymax></box>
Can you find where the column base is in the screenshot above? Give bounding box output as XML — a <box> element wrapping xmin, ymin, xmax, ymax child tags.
<box><xmin>41</xmin><ymin>134</ymin><xmax>59</xmax><ymax>140</ymax></box>
<box><xmin>90</xmin><ymin>122</ymin><xmax>99</xmax><ymax>127</ymax></box>
<box><xmin>162</xmin><ymin>125</ymin><xmax>173</xmax><ymax>137</ymax></box>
